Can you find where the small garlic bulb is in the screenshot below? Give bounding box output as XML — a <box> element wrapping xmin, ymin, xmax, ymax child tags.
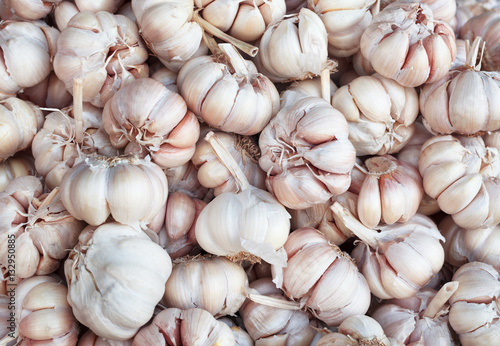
<box><xmin>331</xmin><ymin>73</ymin><xmax>419</xmax><ymax>156</ymax></box>
<box><xmin>0</xmin><ymin>98</ymin><xmax>43</xmax><ymax>161</ymax></box>
<box><xmin>254</xmin><ymin>8</ymin><xmax>335</xmax><ymax>82</ymax></box>
<box><xmin>103</xmin><ymin>78</ymin><xmax>200</xmax><ymax>169</ymax></box>
<box><xmin>192</xmin><ymin>131</ymin><xmax>266</xmax><ymax>195</ymax></box>
<box><xmin>65</xmin><ymin>223</ymin><xmax>172</xmax><ymax>340</ymax></box>
<box><xmin>308</xmin><ymin>0</ymin><xmax>377</xmax><ymax>57</ymax></box>
<box><xmin>0</xmin><ymin>154</ymin><xmax>35</xmax><ymax>191</ymax></box>
<box><xmin>59</xmin><ymin>155</ymin><xmax>168</xmax><ymax>226</ymax></box>
<box><xmin>239</xmin><ymin>278</ymin><xmax>317</xmax><ymax>345</ymax></box>
<box><xmin>178</xmin><ymin>43</ymin><xmax>279</xmax><ymax>136</ymax></box>
<box><xmin>418</xmin><ymin>134</ymin><xmax>500</xmax><ymax>229</ymax></box>
<box><xmin>259</xmin><ymin>96</ymin><xmax>355</xmax><ymax>210</ymax></box>
<box><xmin>133</xmin><ymin>308</ymin><xmax>235</xmax><ymax>345</ymax></box>
<box><xmin>273</xmin><ymin>227</ymin><xmax>371</xmax><ymax>326</ymax></box>
<box><xmin>441</xmin><ymin>216</ymin><xmax>500</xmax><ymax>271</ymax></box>
<box><xmin>131</xmin><ymin>0</ymin><xmax>208</xmax><ymax>72</ymax></box>
<box><xmin>163</xmin><ymin>256</ymin><xmax>248</xmax><ymax>317</ymax></box>
<box><xmin>360</xmin><ymin>1</ymin><xmax>456</xmax><ymax>87</ymax></box>
<box><xmin>195</xmin><ymin>132</ymin><xmax>290</xmax><ymax>267</ymax></box>
<box><xmin>332</xmin><ymin>203</ymin><xmax>445</xmax><ymax>299</ymax></box>
<box><xmin>354</xmin><ymin>155</ymin><xmax>424</xmax><ymax>229</ymax></box>
<box><xmin>53</xmin><ymin>11</ymin><xmax>149</xmax><ymax>107</ymax></box>
<box><xmin>0</xmin><ymin>0</ymin><xmax>61</xmax><ymax>20</ymax></box>
<box><xmin>78</xmin><ymin>330</ymin><xmax>132</xmax><ymax>345</ymax></box>
<box><xmin>448</xmin><ymin>262</ymin><xmax>500</xmax><ymax>345</ymax></box>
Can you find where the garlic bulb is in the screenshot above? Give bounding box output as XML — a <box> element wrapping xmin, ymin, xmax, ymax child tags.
<box><xmin>454</xmin><ymin>0</ymin><xmax>500</xmax><ymax>32</ymax></box>
<box><xmin>0</xmin><ymin>98</ymin><xmax>43</xmax><ymax>162</ymax></box>
<box><xmin>60</xmin><ymin>155</ymin><xmax>168</xmax><ymax>226</ymax></box>
<box><xmin>7</xmin><ymin>276</ymin><xmax>79</xmax><ymax>345</ymax></box>
<box><xmin>195</xmin><ymin>132</ymin><xmax>290</xmax><ymax>267</ymax></box>
<box><xmin>448</xmin><ymin>262</ymin><xmax>500</xmax><ymax>345</ymax></box>
<box><xmin>353</xmin><ymin>155</ymin><xmax>424</xmax><ymax>229</ymax></box>
<box><xmin>360</xmin><ymin>1</ymin><xmax>456</xmax><ymax>87</ymax></box>
<box><xmin>0</xmin><ymin>154</ymin><xmax>35</xmax><ymax>191</ymax></box>
<box><xmin>0</xmin><ymin>0</ymin><xmax>61</xmax><ymax>20</ymax></box>
<box><xmin>372</xmin><ymin>282</ymin><xmax>458</xmax><ymax>345</ymax></box>
<box><xmin>32</xmin><ymin>103</ymin><xmax>117</xmax><ymax>190</ymax></box>
<box><xmin>259</xmin><ymin>96</ymin><xmax>355</xmax><ymax>210</ymax></box>
<box><xmin>308</xmin><ymin>0</ymin><xmax>376</xmax><ymax>57</ymax></box>
<box><xmin>133</xmin><ymin>308</ymin><xmax>235</xmax><ymax>345</ymax></box>
<box><xmin>331</xmin><ymin>73</ymin><xmax>419</xmax><ymax>156</ymax></box>
<box><xmin>163</xmin><ymin>256</ymin><xmax>248</xmax><ymax>317</ymax></box>
<box><xmin>131</xmin><ymin>0</ymin><xmax>208</xmax><ymax>72</ymax></box>
<box><xmin>273</xmin><ymin>227</ymin><xmax>371</xmax><ymax>326</ymax></box>
<box><xmin>197</xmin><ymin>0</ymin><xmax>286</xmax><ymax>42</ymax></box>
<box><xmin>19</xmin><ymin>71</ymin><xmax>72</xmax><ymax>109</ymax></box>
<box><xmin>381</xmin><ymin>0</ymin><xmax>457</xmax><ymax>23</ymax></box>
<box><xmin>254</xmin><ymin>8</ymin><xmax>335</xmax><ymax>82</ymax></box>
<box><xmin>103</xmin><ymin>78</ymin><xmax>199</xmax><ymax>168</ymax></box>
<box><xmin>0</xmin><ymin>21</ymin><xmax>57</xmax><ymax>98</ymax></box>
<box><xmin>418</xmin><ymin>134</ymin><xmax>500</xmax><ymax>229</ymax></box>
<box><xmin>192</xmin><ymin>131</ymin><xmax>266</xmax><ymax>195</ymax></box>
<box><xmin>441</xmin><ymin>216</ymin><xmax>500</xmax><ymax>271</ymax></box>
<box><xmin>420</xmin><ymin>37</ymin><xmax>500</xmax><ymax>135</ymax></box>
<box><xmin>54</xmin><ymin>11</ymin><xmax>149</xmax><ymax>107</ymax></box>
<box><xmin>65</xmin><ymin>223</ymin><xmax>172</xmax><ymax>340</ymax></box>
<box><xmin>0</xmin><ymin>176</ymin><xmax>86</xmax><ymax>278</ymax></box>
<box><xmin>78</xmin><ymin>330</ymin><xmax>132</xmax><ymax>346</ymax></box>
<box><xmin>239</xmin><ymin>278</ymin><xmax>317</xmax><ymax>345</ymax></box>
<box><xmin>178</xmin><ymin>43</ymin><xmax>279</xmax><ymax>136</ymax></box>
<box><xmin>332</xmin><ymin>203</ymin><xmax>445</xmax><ymax>299</ymax></box>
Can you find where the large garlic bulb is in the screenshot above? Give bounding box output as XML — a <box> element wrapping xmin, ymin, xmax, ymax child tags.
<box><xmin>59</xmin><ymin>155</ymin><xmax>168</xmax><ymax>226</ymax></box>
<box><xmin>448</xmin><ymin>262</ymin><xmax>500</xmax><ymax>345</ymax></box>
<box><xmin>195</xmin><ymin>132</ymin><xmax>290</xmax><ymax>267</ymax></box>
<box><xmin>53</xmin><ymin>11</ymin><xmax>149</xmax><ymax>107</ymax></box>
<box><xmin>418</xmin><ymin>134</ymin><xmax>500</xmax><ymax>229</ymax></box>
<box><xmin>360</xmin><ymin>1</ymin><xmax>456</xmax><ymax>87</ymax></box>
<box><xmin>178</xmin><ymin>43</ymin><xmax>279</xmax><ymax>136</ymax></box>
<box><xmin>65</xmin><ymin>223</ymin><xmax>172</xmax><ymax>340</ymax></box>
<box><xmin>259</xmin><ymin>96</ymin><xmax>355</xmax><ymax>210</ymax></box>
<box><xmin>254</xmin><ymin>8</ymin><xmax>334</xmax><ymax>82</ymax></box>
<box><xmin>273</xmin><ymin>227</ymin><xmax>371</xmax><ymax>326</ymax></box>
<box><xmin>331</xmin><ymin>73</ymin><xmax>419</xmax><ymax>156</ymax></box>
<box><xmin>103</xmin><ymin>78</ymin><xmax>200</xmax><ymax>169</ymax></box>
<box><xmin>133</xmin><ymin>308</ymin><xmax>235</xmax><ymax>345</ymax></box>
<box><xmin>332</xmin><ymin>203</ymin><xmax>445</xmax><ymax>299</ymax></box>
<box><xmin>0</xmin><ymin>98</ymin><xmax>43</xmax><ymax>162</ymax></box>
<box><xmin>163</xmin><ymin>256</ymin><xmax>248</xmax><ymax>317</ymax></box>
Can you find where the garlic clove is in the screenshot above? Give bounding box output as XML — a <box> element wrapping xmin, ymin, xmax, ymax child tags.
<box><xmin>229</xmin><ymin>4</ymin><xmax>266</xmax><ymax>42</ymax></box>
<box><xmin>437</xmin><ymin>173</ymin><xmax>483</xmax><ymax>214</ymax></box>
<box><xmin>422</xmin><ymin>161</ymin><xmax>467</xmax><ymax>199</ymax></box>
<box><xmin>358</xmin><ymin>175</ymin><xmax>381</xmax><ymax>229</ymax></box>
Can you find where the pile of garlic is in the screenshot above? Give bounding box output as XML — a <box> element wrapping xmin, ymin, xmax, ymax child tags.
<box><xmin>0</xmin><ymin>0</ymin><xmax>500</xmax><ymax>344</ymax></box>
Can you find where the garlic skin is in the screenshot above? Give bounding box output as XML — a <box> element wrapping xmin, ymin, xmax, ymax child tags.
<box><xmin>178</xmin><ymin>44</ymin><xmax>279</xmax><ymax>136</ymax></box>
<box><xmin>78</xmin><ymin>330</ymin><xmax>132</xmax><ymax>345</ymax></box>
<box><xmin>0</xmin><ymin>154</ymin><xmax>35</xmax><ymax>191</ymax></box>
<box><xmin>240</xmin><ymin>278</ymin><xmax>317</xmax><ymax>345</ymax></box>
<box><xmin>103</xmin><ymin>78</ymin><xmax>199</xmax><ymax>169</ymax></box>
<box><xmin>0</xmin><ymin>21</ymin><xmax>56</xmax><ymax>98</ymax></box>
<box><xmin>198</xmin><ymin>0</ymin><xmax>286</xmax><ymax>42</ymax></box>
<box><xmin>163</xmin><ymin>256</ymin><xmax>248</xmax><ymax>317</ymax></box>
<box><xmin>59</xmin><ymin>155</ymin><xmax>168</xmax><ymax>226</ymax></box>
<box><xmin>133</xmin><ymin>308</ymin><xmax>235</xmax><ymax>345</ymax></box>
<box><xmin>419</xmin><ymin>135</ymin><xmax>500</xmax><ymax>229</ymax></box>
<box><xmin>65</xmin><ymin>223</ymin><xmax>172</xmax><ymax>340</ymax></box>
<box><xmin>32</xmin><ymin>103</ymin><xmax>118</xmax><ymax>190</ymax></box>
<box><xmin>0</xmin><ymin>0</ymin><xmax>61</xmax><ymax>20</ymax></box>
<box><xmin>259</xmin><ymin>96</ymin><xmax>355</xmax><ymax>210</ymax></box>
<box><xmin>331</xmin><ymin>73</ymin><xmax>419</xmax><ymax>156</ymax></box>
<box><xmin>132</xmin><ymin>0</ymin><xmax>208</xmax><ymax>72</ymax></box>
<box><xmin>254</xmin><ymin>8</ymin><xmax>334</xmax><ymax>82</ymax></box>
<box><xmin>448</xmin><ymin>262</ymin><xmax>500</xmax><ymax>345</ymax></box>
<box><xmin>273</xmin><ymin>227</ymin><xmax>371</xmax><ymax>326</ymax></box>
<box><xmin>192</xmin><ymin>131</ymin><xmax>266</xmax><ymax>195</ymax></box>
<box><xmin>0</xmin><ymin>98</ymin><xmax>43</xmax><ymax>162</ymax></box>
<box><xmin>308</xmin><ymin>0</ymin><xmax>376</xmax><ymax>58</ymax></box>
<box><xmin>54</xmin><ymin>11</ymin><xmax>149</xmax><ymax>107</ymax></box>
<box><xmin>360</xmin><ymin>1</ymin><xmax>456</xmax><ymax>87</ymax></box>
<box><xmin>8</xmin><ymin>276</ymin><xmax>79</xmax><ymax>345</ymax></box>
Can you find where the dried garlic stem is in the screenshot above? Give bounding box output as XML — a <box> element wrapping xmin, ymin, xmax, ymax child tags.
<box><xmin>73</xmin><ymin>78</ymin><xmax>83</xmax><ymax>144</ymax></box>
<box><xmin>248</xmin><ymin>293</ymin><xmax>302</xmax><ymax>310</ymax></box>
<box><xmin>422</xmin><ymin>281</ymin><xmax>459</xmax><ymax>319</ymax></box>
<box><xmin>193</xmin><ymin>11</ymin><xmax>258</xmax><ymax>57</ymax></box>
<box><xmin>205</xmin><ymin>131</ymin><xmax>251</xmax><ymax>191</ymax></box>
<box><xmin>465</xmin><ymin>37</ymin><xmax>486</xmax><ymax>71</ymax></box>
<box><xmin>320</xmin><ymin>68</ymin><xmax>331</xmax><ymax>103</ymax></box>
<box><xmin>331</xmin><ymin>202</ymin><xmax>378</xmax><ymax>248</ymax></box>
<box><xmin>219</xmin><ymin>43</ymin><xmax>249</xmax><ymax>77</ymax></box>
